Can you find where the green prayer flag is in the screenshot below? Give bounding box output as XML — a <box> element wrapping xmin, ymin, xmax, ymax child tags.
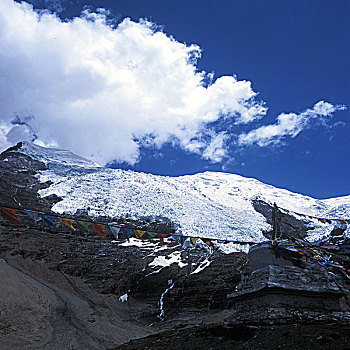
<box><xmin>77</xmin><ymin>220</ymin><xmax>90</xmax><ymax>235</ymax></box>
<box><xmin>147</xmin><ymin>232</ymin><xmax>158</xmax><ymax>239</ymax></box>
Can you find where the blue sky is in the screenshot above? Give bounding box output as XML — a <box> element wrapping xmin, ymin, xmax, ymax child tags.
<box><xmin>1</xmin><ymin>0</ymin><xmax>349</xmax><ymax>198</ymax></box>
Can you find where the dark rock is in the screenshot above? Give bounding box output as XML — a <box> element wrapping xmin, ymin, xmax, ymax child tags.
<box><xmin>252</xmin><ymin>199</ymin><xmax>311</xmax><ymax>239</ymax></box>
<box><xmin>226</xmin><ymin>265</ymin><xmax>350</xmax><ymax>325</ymax></box>
<box><xmin>248</xmin><ymin>241</ymin><xmax>294</xmax><ymax>270</ymax></box>
<box><xmin>110</xmin><ymin>324</ymin><xmax>350</xmax><ymax>350</ymax></box>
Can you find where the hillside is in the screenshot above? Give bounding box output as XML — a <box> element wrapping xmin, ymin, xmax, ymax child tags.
<box><xmin>0</xmin><ymin>141</ymin><xmax>349</xmax><ymax>350</ymax></box>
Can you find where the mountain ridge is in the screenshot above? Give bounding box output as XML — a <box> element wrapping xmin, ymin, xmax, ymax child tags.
<box><xmin>2</xmin><ymin>141</ymin><xmax>350</xmax><ymax>245</ymax></box>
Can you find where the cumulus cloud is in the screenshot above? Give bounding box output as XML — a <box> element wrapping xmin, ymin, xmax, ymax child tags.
<box><xmin>0</xmin><ymin>0</ymin><xmax>268</xmax><ymax>164</ymax></box>
<box><xmin>238</xmin><ymin>101</ymin><xmax>346</xmax><ymax>147</ymax></box>
<box><xmin>202</xmin><ymin>132</ymin><xmax>228</xmax><ymax>163</ymax></box>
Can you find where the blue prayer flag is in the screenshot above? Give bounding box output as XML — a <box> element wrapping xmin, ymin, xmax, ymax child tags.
<box><xmin>110</xmin><ymin>226</ymin><xmax>121</xmax><ymax>239</ymax></box>
<box><xmin>43</xmin><ymin>215</ymin><xmax>56</xmax><ymax>228</ymax></box>
<box><xmin>120</xmin><ymin>228</ymin><xmax>132</xmax><ymax>241</ymax></box>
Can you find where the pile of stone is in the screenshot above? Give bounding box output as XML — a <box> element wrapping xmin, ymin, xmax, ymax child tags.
<box><xmin>226</xmin><ymin>241</ymin><xmax>350</xmax><ymax>325</ymax></box>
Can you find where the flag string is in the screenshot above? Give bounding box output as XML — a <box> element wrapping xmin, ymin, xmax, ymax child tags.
<box><xmin>0</xmin><ymin>203</ymin><xmax>261</xmax><ymax>245</ymax></box>
<box><xmin>278</xmin><ymin>206</ymin><xmax>350</xmax><ymax>223</ymax></box>
<box><xmin>1</xmin><ymin>202</ymin><xmax>348</xmax><ymax>245</ymax></box>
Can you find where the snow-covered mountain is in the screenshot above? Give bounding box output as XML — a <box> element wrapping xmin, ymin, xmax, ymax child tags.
<box><xmin>4</xmin><ymin>141</ymin><xmax>350</xmax><ymax>243</ymax></box>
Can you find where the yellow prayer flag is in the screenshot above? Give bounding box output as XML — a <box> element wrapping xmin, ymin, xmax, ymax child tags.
<box><xmin>190</xmin><ymin>237</ymin><xmax>199</xmax><ymax>245</ymax></box>
<box><xmin>134</xmin><ymin>230</ymin><xmax>146</xmax><ymax>239</ymax></box>
<box><xmin>59</xmin><ymin>218</ymin><xmax>76</xmax><ymax>231</ymax></box>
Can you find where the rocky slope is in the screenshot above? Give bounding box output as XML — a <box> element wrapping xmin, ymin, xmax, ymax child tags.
<box><xmin>0</xmin><ymin>141</ymin><xmax>349</xmax><ymax>349</ymax></box>
<box><xmin>0</xmin><ymin>213</ymin><xmax>248</xmax><ymax>349</ymax></box>
<box><xmin>2</xmin><ymin>213</ymin><xmax>349</xmax><ymax>350</ymax></box>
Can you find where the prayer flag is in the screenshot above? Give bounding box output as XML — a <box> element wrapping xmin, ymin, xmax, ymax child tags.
<box><xmin>182</xmin><ymin>237</ymin><xmax>192</xmax><ymax>249</ymax></box>
<box><xmin>190</xmin><ymin>237</ymin><xmax>199</xmax><ymax>245</ymax></box>
<box><xmin>146</xmin><ymin>231</ymin><xmax>158</xmax><ymax>242</ymax></box>
<box><xmin>77</xmin><ymin>220</ymin><xmax>90</xmax><ymax>235</ymax></box>
<box><xmin>93</xmin><ymin>223</ymin><xmax>107</xmax><ymax>238</ymax></box>
<box><xmin>339</xmin><ymin>220</ymin><xmax>347</xmax><ymax>225</ymax></box>
<box><xmin>0</xmin><ymin>207</ymin><xmax>21</xmax><ymax>226</ymax></box>
<box><xmin>202</xmin><ymin>238</ymin><xmax>214</xmax><ymax>247</ymax></box>
<box><xmin>110</xmin><ymin>226</ymin><xmax>121</xmax><ymax>239</ymax></box>
<box><xmin>59</xmin><ymin>218</ymin><xmax>76</xmax><ymax>231</ymax></box>
<box><xmin>178</xmin><ymin>236</ymin><xmax>188</xmax><ymax>245</ymax></box>
<box><xmin>158</xmin><ymin>233</ymin><xmax>170</xmax><ymax>245</ymax></box>
<box><xmin>26</xmin><ymin>211</ymin><xmax>41</xmax><ymax>223</ymax></box>
<box><xmin>43</xmin><ymin>215</ymin><xmax>57</xmax><ymax>228</ymax></box>
<box><xmin>346</xmin><ymin>220</ymin><xmax>350</xmax><ymax>225</ymax></box>
<box><xmin>120</xmin><ymin>228</ymin><xmax>132</xmax><ymax>241</ymax></box>
<box><xmin>147</xmin><ymin>232</ymin><xmax>158</xmax><ymax>239</ymax></box>
<box><xmin>134</xmin><ymin>230</ymin><xmax>146</xmax><ymax>239</ymax></box>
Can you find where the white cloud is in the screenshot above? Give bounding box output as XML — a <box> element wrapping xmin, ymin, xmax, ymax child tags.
<box><xmin>6</xmin><ymin>124</ymin><xmax>34</xmax><ymax>144</ymax></box>
<box><xmin>0</xmin><ymin>0</ymin><xmax>267</xmax><ymax>164</ymax></box>
<box><xmin>202</xmin><ymin>132</ymin><xmax>228</xmax><ymax>163</ymax></box>
<box><xmin>238</xmin><ymin>101</ymin><xmax>346</xmax><ymax>147</ymax></box>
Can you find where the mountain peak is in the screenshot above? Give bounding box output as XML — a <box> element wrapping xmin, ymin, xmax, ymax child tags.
<box><xmin>16</xmin><ymin>141</ymin><xmax>101</xmax><ymax>169</ymax></box>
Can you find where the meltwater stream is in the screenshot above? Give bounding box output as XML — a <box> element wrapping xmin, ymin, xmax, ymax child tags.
<box><xmin>157</xmin><ymin>279</ymin><xmax>174</xmax><ymax>321</ymax></box>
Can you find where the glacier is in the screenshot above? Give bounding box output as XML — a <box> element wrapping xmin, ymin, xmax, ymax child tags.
<box><xmin>14</xmin><ymin>142</ymin><xmax>350</xmax><ymax>244</ymax></box>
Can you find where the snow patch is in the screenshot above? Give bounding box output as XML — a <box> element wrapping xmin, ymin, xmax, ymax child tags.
<box><xmin>191</xmin><ymin>259</ymin><xmax>211</xmax><ymax>274</ymax></box>
<box><xmin>220</xmin><ymin>243</ymin><xmax>250</xmax><ymax>254</ymax></box>
<box><xmin>119</xmin><ymin>238</ymin><xmax>157</xmax><ymax>249</ymax></box>
<box><xmin>149</xmin><ymin>251</ymin><xmax>187</xmax><ymax>268</ymax></box>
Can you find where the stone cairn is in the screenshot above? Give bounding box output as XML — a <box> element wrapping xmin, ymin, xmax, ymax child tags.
<box><xmin>225</xmin><ymin>205</ymin><xmax>350</xmax><ymax>325</ymax></box>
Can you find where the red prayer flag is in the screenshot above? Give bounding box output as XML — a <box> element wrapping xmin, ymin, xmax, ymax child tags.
<box><xmin>93</xmin><ymin>223</ymin><xmax>107</xmax><ymax>238</ymax></box>
<box><xmin>339</xmin><ymin>220</ymin><xmax>347</xmax><ymax>225</ymax></box>
<box><xmin>0</xmin><ymin>207</ymin><xmax>22</xmax><ymax>226</ymax></box>
<box><xmin>158</xmin><ymin>233</ymin><xmax>170</xmax><ymax>245</ymax></box>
